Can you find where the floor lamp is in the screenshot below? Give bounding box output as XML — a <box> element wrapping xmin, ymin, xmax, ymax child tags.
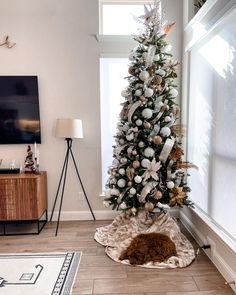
<box><xmin>50</xmin><ymin>118</ymin><xmax>96</xmax><ymax>236</ymax></box>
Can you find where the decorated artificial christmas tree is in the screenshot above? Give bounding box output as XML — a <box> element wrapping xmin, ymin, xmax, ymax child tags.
<box><xmin>103</xmin><ymin>1</ymin><xmax>193</xmax><ymax>215</ymax></box>
<box><xmin>24</xmin><ymin>145</ymin><xmax>36</xmax><ymax>172</ymax></box>
<box><xmin>95</xmin><ymin>1</ymin><xmax>195</xmax><ymax>268</ymax></box>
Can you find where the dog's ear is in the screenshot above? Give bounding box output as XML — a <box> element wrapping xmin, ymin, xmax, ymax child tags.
<box><xmin>119</xmin><ymin>250</ymin><xmax>128</xmax><ymax>261</ymax></box>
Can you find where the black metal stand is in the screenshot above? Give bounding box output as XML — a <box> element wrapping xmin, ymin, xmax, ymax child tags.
<box><xmin>50</xmin><ymin>138</ymin><xmax>95</xmax><ymax>236</ymax></box>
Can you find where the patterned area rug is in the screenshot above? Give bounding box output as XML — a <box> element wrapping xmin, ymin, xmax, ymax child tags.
<box><xmin>0</xmin><ymin>252</ymin><xmax>81</xmax><ymax>295</ymax></box>
<box><xmin>95</xmin><ymin>210</ymin><xmax>195</xmax><ymax>268</ymax></box>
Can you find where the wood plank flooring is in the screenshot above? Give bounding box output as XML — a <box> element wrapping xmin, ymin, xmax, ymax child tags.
<box><xmin>0</xmin><ymin>220</ymin><xmax>234</xmax><ymax>295</ymax></box>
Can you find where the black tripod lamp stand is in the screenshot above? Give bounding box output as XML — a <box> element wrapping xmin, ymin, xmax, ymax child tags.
<box><xmin>50</xmin><ymin>118</ymin><xmax>95</xmax><ymax>236</ymax></box>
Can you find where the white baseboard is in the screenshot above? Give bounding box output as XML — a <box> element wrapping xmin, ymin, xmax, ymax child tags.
<box><xmin>179</xmin><ymin>208</ymin><xmax>236</xmax><ymax>293</ymax></box>
<box><xmin>49</xmin><ymin>207</ymin><xmax>180</xmax><ymax>221</ymax></box>
<box><xmin>49</xmin><ymin>210</ymin><xmax>119</xmax><ymax>221</ymax></box>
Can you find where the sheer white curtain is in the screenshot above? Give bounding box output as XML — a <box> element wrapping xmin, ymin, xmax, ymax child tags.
<box><xmin>187</xmin><ymin>7</ymin><xmax>236</xmax><ymax>240</ymax></box>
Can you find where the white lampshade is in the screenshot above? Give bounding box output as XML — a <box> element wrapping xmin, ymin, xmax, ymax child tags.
<box><xmin>55</xmin><ymin>119</ymin><xmax>83</xmax><ymax>139</ymax></box>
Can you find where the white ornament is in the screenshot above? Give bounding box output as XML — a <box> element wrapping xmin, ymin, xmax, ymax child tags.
<box><xmin>136</xmin><ymin>119</ymin><xmax>143</xmax><ymax>126</ymax></box>
<box><xmin>112</xmin><ymin>159</ymin><xmax>119</xmax><ymax>166</ymax></box>
<box><xmin>138</xmin><ymin>141</ymin><xmax>145</xmax><ymax>148</ymax></box>
<box><xmin>111</xmin><ymin>189</ymin><xmax>120</xmax><ymax>196</ymax></box>
<box><xmin>141</xmin><ymin>158</ymin><xmax>150</xmax><ymax>168</ymax></box>
<box><xmin>120</xmin><ymin>157</ymin><xmax>127</xmax><ymax>164</ymax></box>
<box><xmin>142</xmin><ymin>181</ymin><xmax>147</xmax><ymax>186</ymax></box>
<box><xmin>103</xmin><ymin>201</ymin><xmax>110</xmax><ymax>208</ymax></box>
<box><xmin>135</xmin><ymin>89</ymin><xmax>142</xmax><ymax>96</ymax></box>
<box><xmin>153</xmin><ymin>54</ymin><xmax>160</xmax><ymax>61</ymax></box>
<box><xmin>120</xmin><ymin>202</ymin><xmax>127</xmax><ymax>210</ymax></box>
<box><xmin>134</xmin><ymin>175</ymin><xmax>142</xmax><ymax>183</ymax></box>
<box><xmin>170</xmin><ymin>88</ymin><xmax>178</xmax><ymax>97</ymax></box>
<box><xmin>142</xmin><ymin>108</ymin><xmax>153</xmax><ymax>119</ymax></box>
<box><xmin>121</xmin><ymin>90</ymin><xmax>129</xmax><ymax>97</ymax></box>
<box><xmin>139</xmin><ymin>70</ymin><xmax>150</xmax><ymax>81</ymax></box>
<box><xmin>144</xmin><ymin>147</ymin><xmax>155</xmax><ymax>158</ymax></box>
<box><xmin>164</xmin><ymin>116</ymin><xmax>171</xmax><ymax>122</ymax></box>
<box><xmin>160</xmin><ymin>126</ymin><xmax>171</xmax><ymax>137</ymax></box>
<box><xmin>167</xmin><ymin>181</ymin><xmax>175</xmax><ymax>189</ymax></box>
<box><xmin>126</xmin><ymin>133</ymin><xmax>134</xmax><ymax>141</ymax></box>
<box><xmin>119</xmin><ymin>168</ymin><xmax>125</xmax><ymax>175</ymax></box>
<box><xmin>156</xmin><ymin>69</ymin><xmax>165</xmax><ymax>76</ymax></box>
<box><xmin>163</xmin><ymin>44</ymin><xmax>172</xmax><ymax>52</ymax></box>
<box><xmin>117</xmin><ymin>179</ymin><xmax>126</xmax><ymax>188</ymax></box>
<box><xmin>144</xmin><ymin>88</ymin><xmax>154</xmax><ymax>97</ymax></box>
<box><xmin>119</xmin><ymin>139</ymin><xmax>125</xmax><ymax>145</ymax></box>
<box><xmin>130</xmin><ymin>188</ymin><xmax>136</xmax><ymax>195</ymax></box>
<box><xmin>148</xmin><ymin>101</ymin><xmax>153</xmax><ymax>107</ymax></box>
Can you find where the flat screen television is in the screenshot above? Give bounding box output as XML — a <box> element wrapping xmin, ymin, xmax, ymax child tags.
<box><xmin>0</xmin><ymin>76</ymin><xmax>41</xmax><ymax>144</ymax></box>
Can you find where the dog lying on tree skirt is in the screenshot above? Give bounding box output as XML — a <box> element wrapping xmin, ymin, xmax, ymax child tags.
<box><xmin>119</xmin><ymin>233</ymin><xmax>177</xmax><ymax>265</ymax></box>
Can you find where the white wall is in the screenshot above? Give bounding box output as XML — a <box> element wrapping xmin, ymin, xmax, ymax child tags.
<box><xmin>0</xmin><ymin>0</ymin><xmax>183</xmax><ymax>219</ymax></box>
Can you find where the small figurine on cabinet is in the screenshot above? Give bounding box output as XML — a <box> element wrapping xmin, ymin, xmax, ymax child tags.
<box><xmin>24</xmin><ymin>145</ymin><xmax>36</xmax><ymax>172</ymax></box>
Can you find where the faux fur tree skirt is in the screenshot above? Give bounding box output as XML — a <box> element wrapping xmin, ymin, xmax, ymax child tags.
<box><xmin>94</xmin><ymin>210</ymin><xmax>195</xmax><ymax>268</ymax></box>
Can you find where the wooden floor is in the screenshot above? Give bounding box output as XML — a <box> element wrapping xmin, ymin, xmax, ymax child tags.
<box><xmin>0</xmin><ymin>220</ymin><xmax>234</xmax><ymax>295</ymax></box>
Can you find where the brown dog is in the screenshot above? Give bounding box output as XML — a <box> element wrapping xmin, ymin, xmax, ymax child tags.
<box><xmin>119</xmin><ymin>232</ymin><xmax>177</xmax><ymax>265</ymax></box>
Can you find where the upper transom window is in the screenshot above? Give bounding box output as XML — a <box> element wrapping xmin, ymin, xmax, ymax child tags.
<box><xmin>99</xmin><ymin>1</ymin><xmax>146</xmax><ymax>35</ymax></box>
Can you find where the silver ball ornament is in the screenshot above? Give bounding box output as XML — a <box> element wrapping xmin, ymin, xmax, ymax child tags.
<box><xmin>167</xmin><ymin>181</ymin><xmax>175</xmax><ymax>189</ymax></box>
<box><xmin>144</xmin><ymin>147</ymin><xmax>155</xmax><ymax>158</ymax></box>
<box><xmin>138</xmin><ymin>141</ymin><xmax>145</xmax><ymax>148</ymax></box>
<box><xmin>160</xmin><ymin>127</ymin><xmax>171</xmax><ymax>137</ymax></box>
<box><xmin>141</xmin><ymin>158</ymin><xmax>150</xmax><ymax>168</ymax></box>
<box><xmin>144</xmin><ymin>88</ymin><xmax>154</xmax><ymax>98</ymax></box>
<box><xmin>139</xmin><ymin>70</ymin><xmax>150</xmax><ymax>81</ymax></box>
<box><xmin>136</xmin><ymin>119</ymin><xmax>142</xmax><ymax>126</ymax></box>
<box><xmin>142</xmin><ymin>108</ymin><xmax>153</xmax><ymax>119</ymax></box>
<box><xmin>117</xmin><ymin>179</ymin><xmax>126</xmax><ymax>188</ymax></box>
<box><xmin>134</xmin><ymin>175</ymin><xmax>142</xmax><ymax>183</ymax></box>
<box><xmin>169</xmin><ymin>88</ymin><xmax>178</xmax><ymax>97</ymax></box>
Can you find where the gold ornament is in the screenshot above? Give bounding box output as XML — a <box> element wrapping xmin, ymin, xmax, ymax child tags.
<box><xmin>139</xmin><ymin>95</ymin><xmax>146</xmax><ymax>102</ymax></box>
<box><xmin>153</xmin><ymin>135</ymin><xmax>162</xmax><ymax>145</ymax></box>
<box><xmin>128</xmin><ymin>181</ymin><xmax>133</xmax><ymax>187</ymax></box>
<box><xmin>132</xmin><ymin>150</ymin><xmax>137</xmax><ymax>156</ymax></box>
<box><xmin>151</xmin><ymin>75</ymin><xmax>162</xmax><ymax>87</ymax></box>
<box><xmin>148</xmin><ymin>65</ymin><xmax>156</xmax><ymax>76</ymax></box>
<box><xmin>128</xmin><ymin>66</ymin><xmax>136</xmax><ymax>76</ymax></box>
<box><xmin>144</xmin><ymin>121</ymin><xmax>151</xmax><ymax>129</ymax></box>
<box><xmin>154</xmin><ymin>191</ymin><xmax>162</xmax><ymax>199</ymax></box>
<box><xmin>144</xmin><ymin>202</ymin><xmax>154</xmax><ymax>211</ymax></box>
<box><xmin>132</xmin><ymin>160</ymin><xmax>140</xmax><ymax>169</ymax></box>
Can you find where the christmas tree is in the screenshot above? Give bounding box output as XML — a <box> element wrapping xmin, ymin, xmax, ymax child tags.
<box><xmin>103</xmin><ymin>1</ymin><xmax>194</xmax><ymax>214</ymax></box>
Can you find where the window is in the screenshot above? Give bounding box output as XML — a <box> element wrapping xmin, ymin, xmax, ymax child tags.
<box><xmin>99</xmin><ymin>1</ymin><xmax>146</xmax><ymax>191</ymax></box>
<box><xmin>100</xmin><ymin>58</ymin><xmax>129</xmax><ymax>189</ymax></box>
<box><xmin>99</xmin><ymin>1</ymin><xmax>145</xmax><ymax>35</ymax></box>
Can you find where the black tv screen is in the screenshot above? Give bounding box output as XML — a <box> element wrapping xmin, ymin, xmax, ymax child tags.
<box><xmin>0</xmin><ymin>76</ymin><xmax>41</xmax><ymax>144</ymax></box>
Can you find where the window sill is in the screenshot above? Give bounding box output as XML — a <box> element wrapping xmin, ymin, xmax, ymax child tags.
<box><xmin>95</xmin><ymin>34</ymin><xmax>137</xmax><ymax>44</ymax></box>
